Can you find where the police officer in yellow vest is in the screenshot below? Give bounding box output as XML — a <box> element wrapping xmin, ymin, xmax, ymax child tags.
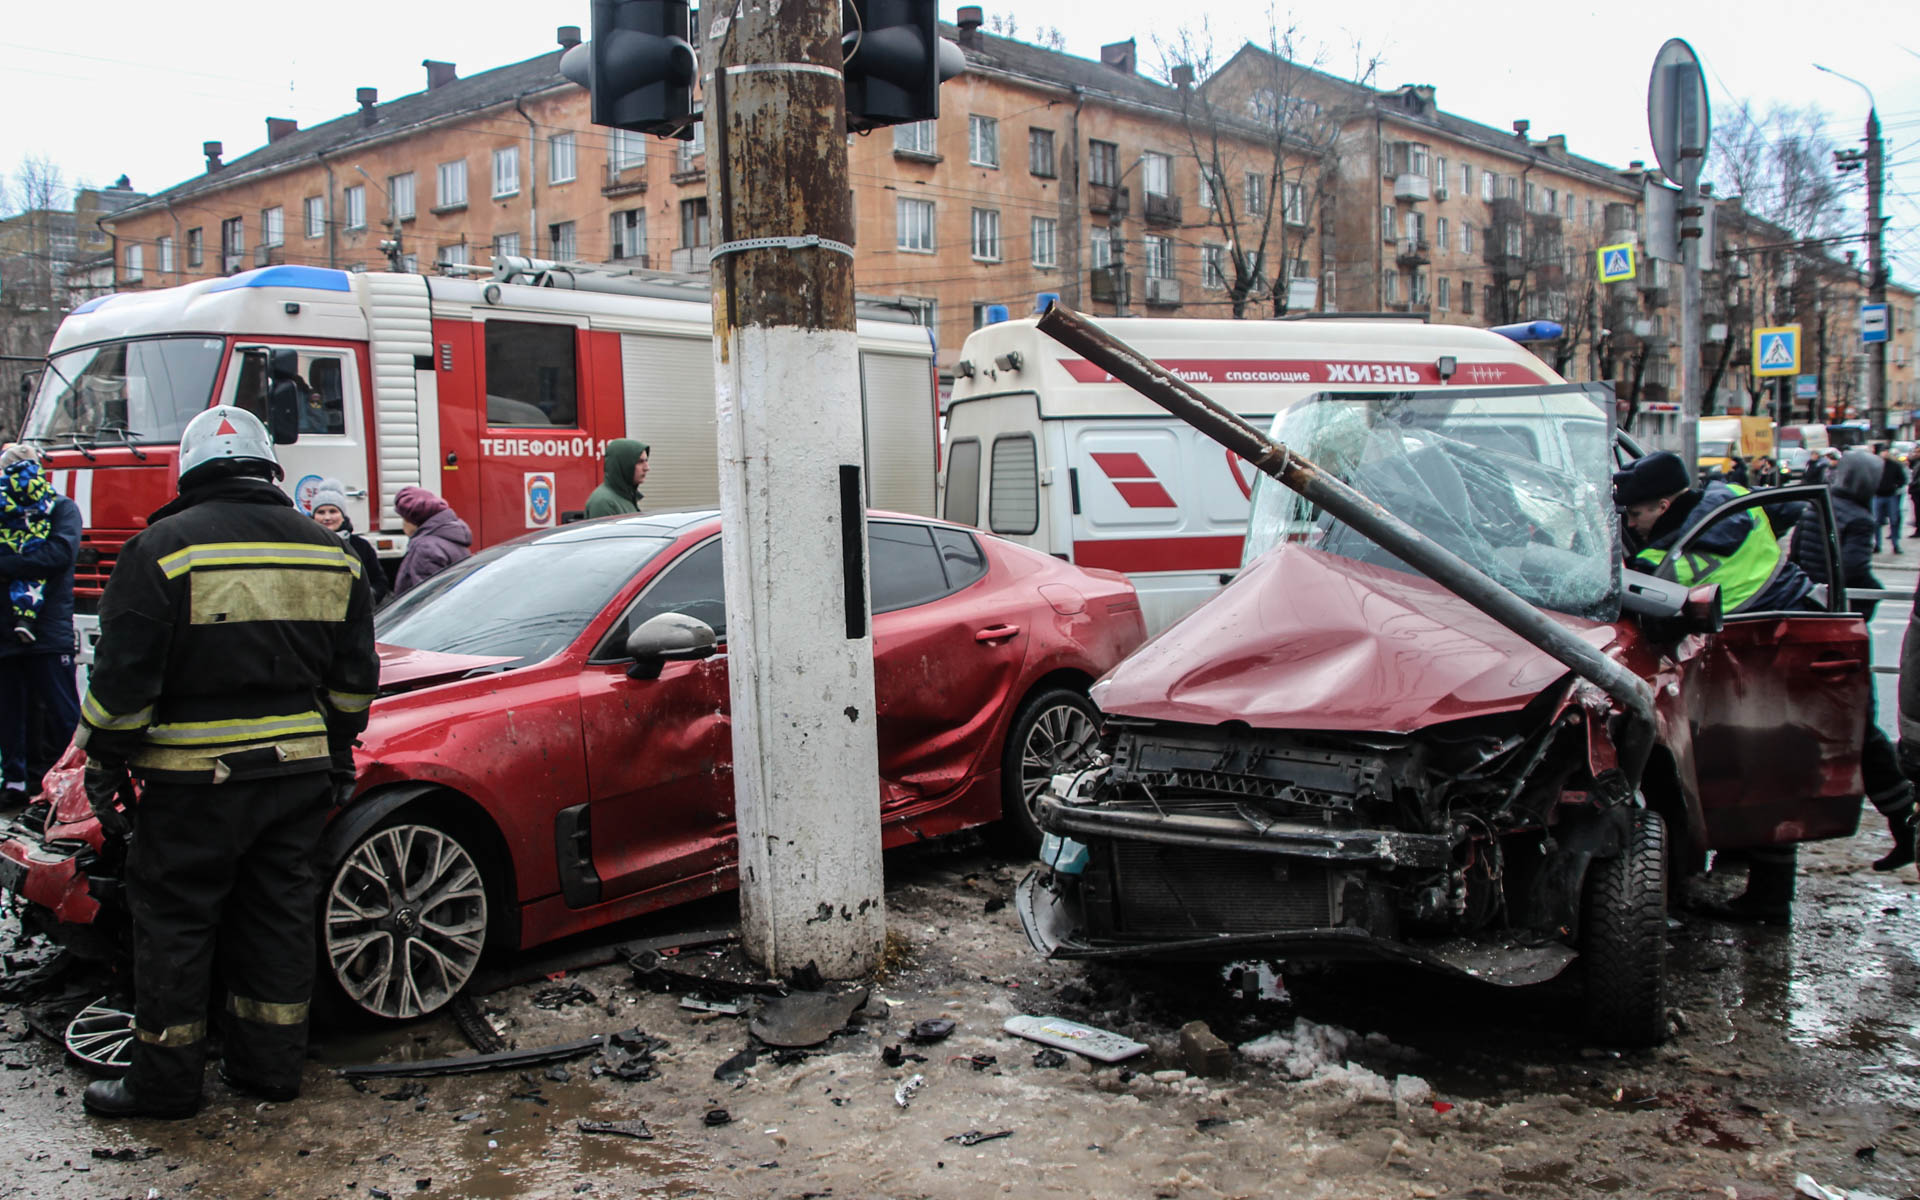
<box><xmin>1615</xmin><ymin>450</ymin><xmax>1812</xmax><ymax>614</ymax></box>
<box><xmin>76</xmin><ymin>406</ymin><xmax>377</xmax><ymax>1119</ymax></box>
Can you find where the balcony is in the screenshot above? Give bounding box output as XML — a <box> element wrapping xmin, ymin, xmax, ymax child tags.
<box><xmin>671</xmin><ymin>247</ymin><xmax>712</xmax><ymax>274</ymax></box>
<box><xmin>1089</xmin><ymin>183</ymin><xmax>1126</xmax><ymax>216</ymax></box>
<box><xmin>1143</xmin><ymin>191</ymin><xmax>1182</xmax><ymax>227</ymax></box>
<box><xmin>1396</xmin><ymin>237</ymin><xmax>1430</xmax><ymax>267</ymax></box>
<box><xmin>1393</xmin><ymin>173</ymin><xmax>1430</xmax><ymax>203</ymax></box>
<box><xmin>221</xmin><ymin>253</ymin><xmax>246</xmax><ymax>275</ymax></box>
<box><xmin>1089</xmin><ymin>264</ymin><xmax>1120</xmax><ymax>305</ymax></box>
<box><xmin>603</xmin><ymin>161</ymin><xmax>649</xmax><ymax>199</ymax></box>
<box><xmin>1143</xmin><ymin>276</ymin><xmax>1181</xmax><ymax>307</ymax></box>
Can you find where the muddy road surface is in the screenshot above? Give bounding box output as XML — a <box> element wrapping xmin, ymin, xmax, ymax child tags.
<box><xmin>0</xmin><ymin>823</ymin><xmax>1914</xmax><ymax>1200</ymax></box>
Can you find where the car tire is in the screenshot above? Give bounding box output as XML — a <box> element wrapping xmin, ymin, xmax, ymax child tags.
<box><xmin>997</xmin><ymin>686</ymin><xmax>1102</xmax><ymax>855</ymax></box>
<box><xmin>1580</xmin><ymin>808</ymin><xmax>1670</xmax><ymax>1047</ymax></box>
<box><xmin>320</xmin><ymin>817</ymin><xmax>492</xmax><ymax>1022</ymax></box>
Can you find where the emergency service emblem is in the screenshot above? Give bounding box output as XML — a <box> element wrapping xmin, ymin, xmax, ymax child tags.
<box><xmin>525</xmin><ymin>472</ymin><xmax>557</xmax><ymax>528</ymax></box>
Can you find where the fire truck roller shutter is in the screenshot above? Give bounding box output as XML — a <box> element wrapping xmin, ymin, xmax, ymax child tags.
<box><xmin>861</xmin><ymin>351</ymin><xmax>937</xmax><ymax>517</ymax></box>
<box><xmin>362</xmin><ymin>274</ymin><xmax>433</xmax><ymax>530</ymax></box>
<box><xmin>620</xmin><ymin>332</ymin><xmax>718</xmax><ymax>511</ymax></box>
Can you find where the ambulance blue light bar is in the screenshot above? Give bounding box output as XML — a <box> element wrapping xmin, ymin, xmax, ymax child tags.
<box><xmin>1489</xmin><ymin>320</ymin><xmax>1563</xmax><ymax>342</ymax></box>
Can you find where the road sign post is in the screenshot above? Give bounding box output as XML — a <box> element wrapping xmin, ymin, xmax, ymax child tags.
<box><xmin>1597</xmin><ymin>243</ymin><xmax>1637</xmax><ymax>284</ymax></box>
<box><xmin>1649</xmin><ymin>38</ymin><xmax>1711</xmax><ymax>474</ymax></box>
<box><xmin>1754</xmin><ymin>325</ymin><xmax>1802</xmax><ymax>377</ymax></box>
<box><xmin>1862</xmin><ymin>303</ymin><xmax>1890</xmax><ymax>345</ymax></box>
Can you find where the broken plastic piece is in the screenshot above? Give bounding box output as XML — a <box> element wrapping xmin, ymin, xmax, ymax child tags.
<box><xmin>532</xmin><ymin>982</ymin><xmax>597</xmax><ymax>1010</ymax></box>
<box><xmin>881</xmin><ymin>1044</ymin><xmax>927</xmax><ymax>1068</ymax></box>
<box><xmin>1003</xmin><ymin>1014</ymin><xmax>1147</xmax><ymax>1063</ymax></box>
<box><xmin>578</xmin><ymin>1119</ymin><xmax>654</xmax><ymax>1140</ymax></box>
<box><xmin>945</xmin><ymin>1129</ymin><xmax>1013</xmax><ymax>1146</ymax></box>
<box><xmin>704</xmin><ymin>1108</ymin><xmax>732</xmax><ymax>1127</ymax></box>
<box><xmin>750</xmin><ymin>986</ymin><xmax>869</xmax><ymax>1048</ymax></box>
<box><xmin>1031</xmin><ymin>1048</ymin><xmax>1068</xmax><ymax>1069</ymax></box>
<box><xmin>714</xmin><ymin>1046</ymin><xmax>759</xmax><ymax>1080</ymax></box>
<box><xmin>907</xmin><ymin>1018</ymin><xmax>956</xmax><ymax>1045</ymax></box>
<box><xmin>339</xmin><ymin>1033</ymin><xmax>605</xmax><ymax>1079</ymax></box>
<box><xmin>893</xmin><ymin>1073</ymin><xmax>925</xmax><ymax>1108</ymax></box>
<box><xmin>680</xmin><ymin>994</ymin><xmax>750</xmax><ymax>1016</ymax></box>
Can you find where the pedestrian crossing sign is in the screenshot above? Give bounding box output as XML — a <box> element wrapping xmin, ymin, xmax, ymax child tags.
<box><xmin>1753</xmin><ymin>324</ymin><xmax>1801</xmax><ymax>377</ymax></box>
<box><xmin>1597</xmin><ymin>243</ymin><xmax>1636</xmax><ymax>283</ymax></box>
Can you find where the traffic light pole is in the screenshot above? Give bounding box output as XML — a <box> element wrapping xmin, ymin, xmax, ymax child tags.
<box><xmin>706</xmin><ymin>0</ymin><xmax>886</xmax><ymax>977</ymax></box>
<box><xmin>1868</xmin><ymin>105</ymin><xmax>1887</xmax><ymax>434</ymax></box>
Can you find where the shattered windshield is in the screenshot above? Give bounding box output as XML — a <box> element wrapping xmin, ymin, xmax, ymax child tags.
<box><xmin>24</xmin><ymin>337</ymin><xmax>225</xmax><ymax>445</ymax></box>
<box><xmin>1243</xmin><ymin>386</ymin><xmax>1620</xmax><ymax>621</ymax></box>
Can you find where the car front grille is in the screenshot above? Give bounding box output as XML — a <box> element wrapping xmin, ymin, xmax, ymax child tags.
<box><xmin>1110</xmin><ymin>843</ymin><xmax>1332</xmax><ymax>937</ymax></box>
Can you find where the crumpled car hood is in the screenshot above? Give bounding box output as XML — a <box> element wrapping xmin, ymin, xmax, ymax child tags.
<box><xmin>377</xmin><ymin>643</ymin><xmax>519</xmax><ymax>692</ymax></box>
<box><xmin>1091</xmin><ymin>545</ymin><xmax>1619</xmax><ymax>734</ymax></box>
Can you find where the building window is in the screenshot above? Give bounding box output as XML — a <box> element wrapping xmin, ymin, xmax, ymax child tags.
<box><xmin>1382</xmin><ymin>271</ymin><xmax>1397</xmax><ymax>304</ymax></box>
<box><xmin>1481</xmin><ymin>170</ymin><xmax>1495</xmax><ymax>203</ymax></box>
<box><xmin>1029</xmin><ymin>128</ymin><xmax>1055</xmax><ymax>178</ymax></box>
<box><xmin>438</xmin><ymin>243</ymin><xmax>469</xmax><ymax>270</ymax></box>
<box><xmin>493</xmin><ymin>232</ymin><xmax>521</xmax><ymax>259</ymax></box>
<box><xmin>896</xmin><ymin>197</ymin><xmax>935</xmax><ymax>252</ymax></box>
<box><xmin>1382</xmin><ymin>205</ymin><xmax>1394</xmax><ymax>242</ymax></box>
<box><xmin>484</xmin><ymin>319</ymin><xmax>578</xmax><ymax>428</ymax></box>
<box><xmin>1197</xmin><ymin>168</ymin><xmax>1219</xmax><ymax>210</ymax></box>
<box><xmin>894</xmin><ymin>120</ymin><xmax>937</xmax><ymax>156</ymax></box>
<box><xmin>1436</xmin><ymin>217</ymin><xmax>1449</xmax><ymax>248</ymax></box>
<box><xmin>678</xmin><ymin>122</ymin><xmax>705</xmax><ymax>172</ymax></box>
<box><xmin>186</xmin><ymin>227</ymin><xmax>203</xmax><ymax>266</ymax></box>
<box><xmin>1141</xmin><ymin>151</ymin><xmax>1170</xmax><ymax>197</ymax></box>
<box><xmin>1202</xmin><ymin>244</ymin><xmax>1226</xmax><ymax>290</ymax></box>
<box><xmin>1089</xmin><ymin>140</ymin><xmax>1119</xmax><ymax>188</ymax></box>
<box><xmin>1564</xmin><ymin>191</ymin><xmax>1575</xmax><ymax>218</ymax></box>
<box><xmin>612</xmin><ymin>130</ymin><xmax>647</xmax><ymax>170</ymax></box>
<box><xmin>1410</xmin><ymin>271</ymin><xmax>1429</xmax><ymax>305</ymax></box>
<box><xmin>1505</xmin><ymin>223</ymin><xmax>1522</xmax><ymax>256</ymax></box>
<box><xmin>968</xmin><ymin>116</ymin><xmax>999</xmax><ymax>168</ymax></box>
<box><xmin>222</xmin><ymin>217</ymin><xmax>244</xmax><ymax>258</ymax></box>
<box><xmin>1525</xmin><ymin>182</ymin><xmax>1538</xmax><ymax>212</ymax></box>
<box><xmin>389</xmin><ymin>172</ymin><xmax>415</xmax><ymax>220</ymax></box>
<box><xmin>492</xmin><ymin>147</ymin><xmax>519</xmax><ymax>198</ymax></box>
<box><xmin>971</xmin><ymin>208</ymin><xmax>1001</xmax><ymax>261</ymax></box>
<box><xmin>1282</xmin><ymin>180</ymin><xmax>1304</xmax><ymax>224</ymax></box>
<box><xmin>156</xmin><ymin>237</ymin><xmax>174</xmax><ymax>275</ymax></box>
<box><xmin>680</xmin><ymin>197</ymin><xmax>711</xmax><ymax>248</ymax></box>
<box><xmin>1409</xmin><ymin>143</ymin><xmax>1430</xmax><ymax>176</ymax></box>
<box><xmin>431</xmin><ymin>161</ymin><xmax>464</xmax><ymax>211</ymax></box>
<box><xmin>899</xmin><ymin>296</ymin><xmax>935</xmax><ymax>328</ymax></box>
<box><xmin>1461</xmin><ymin>279</ymin><xmax>1473</xmax><ymax>314</ymax></box>
<box><xmin>1587</xmin><ymin>199</ymin><xmax>1598</xmax><ymax>227</ymax></box>
<box><xmin>1241</xmin><ymin>172</ymin><xmax>1262</xmax><ymax>215</ymax></box>
<box><xmin>1031</xmin><ymin>216</ymin><xmax>1057</xmax><ymax>268</ymax></box>
<box><xmin>1437</xmin><ymin>277</ymin><xmax>1451</xmax><ymax>311</ymax></box>
<box><xmin>1089</xmin><ymin>225</ymin><xmax>1112</xmax><ymax>269</ymax></box>
<box><xmin>1144</xmin><ymin>234</ymin><xmax>1172</xmax><ymax>279</ymax></box>
<box><xmin>125</xmin><ymin>244</ymin><xmax>144</xmax><ymax>281</ymax></box>
<box><xmin>1543</xmin><ymin>187</ymin><xmax>1556</xmax><ymax>214</ymax></box>
<box><xmin>1462</xmin><ymin>223</ymin><xmax>1474</xmax><ymax>254</ymax></box>
<box><xmin>610</xmin><ymin>209</ymin><xmax>645</xmax><ymax>261</ymax></box>
<box><xmin>1506</xmin><ymin>175</ymin><xmax>1519</xmax><ymax>199</ymax></box>
<box><xmin>344</xmin><ymin>186</ymin><xmax>366</xmax><ymax>231</ymax></box>
<box><xmin>549</xmin><ymin>133</ymin><xmax>576</xmax><ymax>184</ymax></box>
<box><xmin>259</xmin><ymin>206</ymin><xmax>283</xmax><ymax>247</ymax></box>
<box><xmin>971</xmin><ymin>302</ymin><xmax>1001</xmax><ymax>330</ymax></box>
<box><xmin>549</xmin><ymin>221</ymin><xmax>576</xmax><ymax>259</ymax></box>
<box><xmin>1435</xmin><ymin>156</ymin><xmax>1448</xmax><ymax>192</ymax></box>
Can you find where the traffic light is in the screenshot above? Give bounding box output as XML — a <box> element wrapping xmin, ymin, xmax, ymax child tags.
<box><xmin>574</xmin><ymin>0</ymin><xmax>698</xmax><ymax>139</ymax></box>
<box><xmin>842</xmin><ymin>0</ymin><xmax>962</xmax><ymax>132</ymax></box>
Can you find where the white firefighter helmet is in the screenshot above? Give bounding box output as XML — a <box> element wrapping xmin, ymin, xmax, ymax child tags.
<box><xmin>177</xmin><ymin>405</ymin><xmax>283</xmax><ymax>486</ymax></box>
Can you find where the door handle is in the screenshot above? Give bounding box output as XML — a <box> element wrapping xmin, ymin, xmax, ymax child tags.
<box><xmin>1810</xmin><ymin>657</ymin><xmax>1863</xmax><ymax>673</ymax></box>
<box><xmin>345</xmin><ymin>488</ymin><xmax>369</xmax><ymax>498</ymax></box>
<box><xmin>974</xmin><ymin>624</ymin><xmax>1020</xmax><ymax>643</ymax></box>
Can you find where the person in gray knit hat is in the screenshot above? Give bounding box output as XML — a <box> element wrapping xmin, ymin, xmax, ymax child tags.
<box><xmin>308</xmin><ymin>479</ymin><xmax>389</xmax><ymax>605</ymax></box>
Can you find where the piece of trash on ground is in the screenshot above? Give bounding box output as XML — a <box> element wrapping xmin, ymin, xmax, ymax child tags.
<box><xmin>1179</xmin><ymin>1020</ymin><xmax>1231</xmax><ymax>1077</ymax></box>
<box><xmin>1002</xmin><ymin>1014</ymin><xmax>1147</xmax><ymax>1063</ymax></box>
<box><xmin>894</xmin><ymin>1074</ymin><xmax>925</xmax><ymax>1108</ymax></box>
<box><xmin>749</xmin><ymin>986</ymin><xmax>869</xmax><ymax>1048</ymax></box>
<box><xmin>680</xmin><ymin>994</ymin><xmax>751</xmax><ymax>1016</ymax></box>
<box><xmin>714</xmin><ymin>1046</ymin><xmax>759</xmax><ymax>1081</ymax></box>
<box><xmin>945</xmin><ymin>1129</ymin><xmax>1013</xmax><ymax>1146</ymax></box>
<box><xmin>532</xmin><ymin>982</ymin><xmax>597</xmax><ymax>1011</ymax></box>
<box><xmin>1031</xmin><ymin>1048</ymin><xmax>1068</xmax><ymax>1068</ymax></box>
<box><xmin>907</xmin><ymin>1018</ymin><xmax>956</xmax><ymax>1045</ymax></box>
<box><xmin>704</xmin><ymin>1108</ymin><xmax>732</xmax><ymax>1127</ymax></box>
<box><xmin>577</xmin><ymin>1119</ymin><xmax>653</xmax><ymax>1140</ymax></box>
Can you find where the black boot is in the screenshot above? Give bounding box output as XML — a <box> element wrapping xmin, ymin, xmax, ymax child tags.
<box><xmin>82</xmin><ymin>1078</ymin><xmax>199</xmax><ymax>1120</ymax></box>
<box><xmin>218</xmin><ymin>1061</ymin><xmax>299</xmax><ymax>1103</ymax></box>
<box><xmin>1874</xmin><ymin>807</ymin><xmax>1918</xmax><ymax>873</ymax></box>
<box><xmin>1704</xmin><ymin>848</ymin><xmax>1796</xmax><ymax>925</ymax></box>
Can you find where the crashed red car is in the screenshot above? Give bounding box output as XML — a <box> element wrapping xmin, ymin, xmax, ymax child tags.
<box><xmin>2</xmin><ymin>510</ymin><xmax>1143</xmax><ymax>1020</ymax></box>
<box><xmin>1019</xmin><ymin>384</ymin><xmax>1868</xmax><ymax>1046</ymax></box>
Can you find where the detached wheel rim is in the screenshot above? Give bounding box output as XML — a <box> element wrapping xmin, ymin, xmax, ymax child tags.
<box><xmin>1019</xmin><ymin>702</ymin><xmax>1099</xmax><ymax>820</ymax></box>
<box><xmin>66</xmin><ymin>997</ymin><xmax>134</xmax><ymax>1073</ymax></box>
<box><xmin>326</xmin><ymin>823</ymin><xmax>488</xmax><ymax>1020</ymax></box>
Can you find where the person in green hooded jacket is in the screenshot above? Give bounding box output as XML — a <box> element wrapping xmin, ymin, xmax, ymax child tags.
<box><xmin>585</xmin><ymin>439</ymin><xmax>650</xmax><ymax>518</ymax></box>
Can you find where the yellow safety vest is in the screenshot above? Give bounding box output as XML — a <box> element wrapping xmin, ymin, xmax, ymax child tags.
<box><xmin>1632</xmin><ymin>485</ymin><xmax>1785</xmax><ymax>612</ymax></box>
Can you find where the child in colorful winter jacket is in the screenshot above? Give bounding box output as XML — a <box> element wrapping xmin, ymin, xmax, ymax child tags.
<box><xmin>0</xmin><ymin>457</ymin><xmax>57</xmax><ymax>643</ymax></box>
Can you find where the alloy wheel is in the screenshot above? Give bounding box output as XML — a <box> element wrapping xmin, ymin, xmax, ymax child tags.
<box><xmin>65</xmin><ymin>997</ymin><xmax>135</xmax><ymax>1073</ymax></box>
<box><xmin>325</xmin><ymin>823</ymin><xmax>488</xmax><ymax>1020</ymax></box>
<box><xmin>1019</xmin><ymin>701</ymin><xmax>1100</xmax><ymax>820</ymax></box>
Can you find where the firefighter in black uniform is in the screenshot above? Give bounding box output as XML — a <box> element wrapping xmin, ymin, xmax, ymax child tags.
<box><xmin>77</xmin><ymin>405</ymin><xmax>377</xmax><ymax>1119</ymax></box>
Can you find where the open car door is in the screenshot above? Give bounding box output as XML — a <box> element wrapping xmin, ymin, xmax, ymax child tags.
<box><xmin>1668</xmin><ymin>484</ymin><xmax>1868</xmax><ymax>850</ymax></box>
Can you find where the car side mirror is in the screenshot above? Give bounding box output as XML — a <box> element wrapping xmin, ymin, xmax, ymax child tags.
<box><xmin>1680</xmin><ymin>584</ymin><xmax>1723</xmax><ymax>634</ymax></box>
<box><xmin>266</xmin><ymin>349</ymin><xmax>302</xmax><ymax>446</ymax></box>
<box><xmin>625</xmin><ymin>612</ymin><xmax>718</xmax><ymax>680</ymax></box>
<box><xmin>1621</xmin><ymin>573</ymin><xmax>1687</xmax><ymax>620</ymax></box>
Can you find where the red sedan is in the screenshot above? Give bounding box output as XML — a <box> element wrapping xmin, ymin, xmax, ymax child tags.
<box><xmin>3</xmin><ymin>511</ymin><xmax>1144</xmax><ymax>1022</ymax></box>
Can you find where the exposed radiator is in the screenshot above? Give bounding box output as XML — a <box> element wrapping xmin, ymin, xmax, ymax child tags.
<box><xmin>1111</xmin><ymin>843</ymin><xmax>1332</xmax><ymax>936</ymax></box>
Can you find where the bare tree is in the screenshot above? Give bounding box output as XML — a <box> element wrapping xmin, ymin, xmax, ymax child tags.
<box><xmin>1157</xmin><ymin>12</ymin><xmax>1378</xmax><ymax>318</ymax></box>
<box><xmin>0</xmin><ymin>154</ymin><xmax>69</xmax><ymax>218</ymax></box>
<box><xmin>1710</xmin><ymin>102</ymin><xmax>1851</xmax><ymax>241</ymax></box>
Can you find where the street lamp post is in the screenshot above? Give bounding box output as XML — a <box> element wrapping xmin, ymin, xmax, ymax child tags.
<box><xmin>1814</xmin><ymin>64</ymin><xmax>1887</xmax><ymax>435</ymax></box>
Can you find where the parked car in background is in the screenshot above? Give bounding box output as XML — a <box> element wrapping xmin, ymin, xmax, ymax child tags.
<box><xmin>1776</xmin><ymin>423</ymin><xmax>1830</xmax><ymax>480</ymax></box>
<box><xmin>1020</xmin><ymin>385</ymin><xmax>1867</xmax><ymax>1047</ymax></box>
<box><xmin>3</xmin><ymin>511</ymin><xmax>1145</xmax><ymax>1022</ymax></box>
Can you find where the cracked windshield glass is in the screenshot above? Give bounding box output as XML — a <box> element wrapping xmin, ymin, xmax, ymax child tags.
<box><xmin>1243</xmin><ymin>387</ymin><xmax>1620</xmax><ymax>620</ymax></box>
<box><xmin>24</xmin><ymin>336</ymin><xmax>225</xmax><ymax>444</ymax></box>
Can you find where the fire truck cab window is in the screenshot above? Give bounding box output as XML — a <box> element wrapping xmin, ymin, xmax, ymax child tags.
<box><xmin>231</xmin><ymin>349</ymin><xmax>347</xmax><ymax>436</ymax></box>
<box><xmin>484</xmin><ymin>320</ymin><xmax>578</xmax><ymax>428</ymax></box>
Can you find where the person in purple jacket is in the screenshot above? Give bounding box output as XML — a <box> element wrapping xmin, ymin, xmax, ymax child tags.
<box><xmin>391</xmin><ymin>487</ymin><xmax>472</xmax><ymax>597</ymax></box>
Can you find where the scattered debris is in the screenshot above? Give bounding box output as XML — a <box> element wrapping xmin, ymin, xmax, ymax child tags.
<box><xmin>983</xmin><ymin>896</ymin><xmax>1007</xmax><ymax>914</ymax></box>
<box><xmin>544</xmin><ymin>1066</ymin><xmax>572</xmax><ymax>1084</ymax></box>
<box><xmin>1003</xmin><ymin>1015</ymin><xmax>1147</xmax><ymax>1063</ymax></box>
<box><xmin>893</xmin><ymin>1074</ymin><xmax>925</xmax><ymax>1108</ymax></box>
<box><xmin>472</xmin><ymin>927</ymin><xmax>737</xmax><ymax>997</ymax></box>
<box><xmin>340</xmin><ymin>1034</ymin><xmax>605</xmax><ymax>1079</ymax></box>
<box><xmin>950</xmin><ymin>1054</ymin><xmax>997</xmax><ymax>1072</ymax></box>
<box><xmin>1179</xmin><ymin>1021</ymin><xmax>1232</xmax><ymax>1078</ymax></box>
<box><xmin>881</xmin><ymin>1045</ymin><xmax>927</xmax><ymax>1068</ymax></box>
<box><xmin>577</xmin><ymin>1119</ymin><xmax>654</xmax><ymax>1140</ymax></box>
<box><xmin>749</xmin><ymin>986</ymin><xmax>869</xmax><ymax>1048</ymax></box>
<box><xmin>945</xmin><ymin>1129</ymin><xmax>1013</xmax><ymax>1146</ymax></box>
<box><xmin>679</xmin><ymin>995</ymin><xmax>751</xmax><ymax>1016</ymax></box>
<box><xmin>451</xmin><ymin>994</ymin><xmax>507</xmax><ymax>1055</ymax></box>
<box><xmin>1031</xmin><ymin>1048</ymin><xmax>1068</xmax><ymax>1069</ymax></box>
<box><xmin>532</xmin><ymin>983</ymin><xmax>597</xmax><ymax>1011</ymax></box>
<box><xmin>594</xmin><ymin>1028</ymin><xmax>668</xmax><ymax>1082</ymax></box>
<box><xmin>714</xmin><ymin>1046</ymin><xmax>759</xmax><ymax>1081</ymax></box>
<box><xmin>1195</xmin><ymin>1116</ymin><xmax>1232</xmax><ymax>1131</ymax></box>
<box><xmin>89</xmin><ymin>1147</ymin><xmax>160</xmax><ymax>1161</ymax></box>
<box><xmin>380</xmin><ymin>1082</ymin><xmax>427</xmax><ymax>1103</ymax></box>
<box><xmin>907</xmin><ymin>1018</ymin><xmax>956</xmax><ymax>1045</ymax></box>
<box><xmin>704</xmin><ymin>1108</ymin><xmax>732</xmax><ymax>1127</ymax></box>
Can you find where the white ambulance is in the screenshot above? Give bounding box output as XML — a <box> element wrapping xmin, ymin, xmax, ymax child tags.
<box><xmin>940</xmin><ymin>316</ymin><xmax>1568</xmax><ymax>632</ymax></box>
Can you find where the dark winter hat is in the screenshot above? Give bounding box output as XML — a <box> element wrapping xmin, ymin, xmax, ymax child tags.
<box><xmin>395</xmin><ymin>485</ymin><xmax>450</xmax><ymax>524</ymax></box>
<box><xmin>1613</xmin><ymin>451</ymin><xmax>1692</xmax><ymax>508</ymax></box>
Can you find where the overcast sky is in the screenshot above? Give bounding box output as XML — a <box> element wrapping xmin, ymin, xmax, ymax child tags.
<box><xmin>4</xmin><ymin>0</ymin><xmax>1918</xmax><ymax>279</ymax></box>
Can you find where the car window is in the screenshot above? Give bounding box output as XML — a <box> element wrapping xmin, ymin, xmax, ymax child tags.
<box><xmin>872</xmin><ymin>522</ymin><xmax>951</xmax><ymax>613</ymax></box>
<box><xmin>934</xmin><ymin>527</ymin><xmax>988</xmax><ymax>590</ymax></box>
<box><xmin>606</xmin><ymin>538</ymin><xmax>729</xmax><ymax>655</ymax></box>
<box><xmin>945</xmin><ymin>439</ymin><xmax>981</xmax><ymax>526</ymax></box>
